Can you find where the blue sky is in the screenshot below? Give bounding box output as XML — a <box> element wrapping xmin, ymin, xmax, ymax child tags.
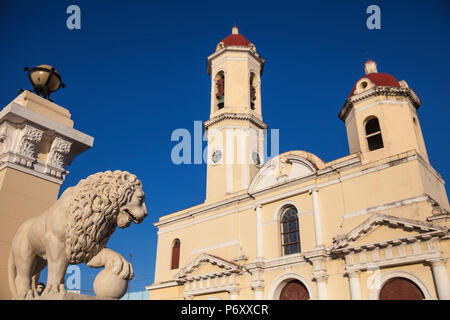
<box><xmin>1</xmin><ymin>0</ymin><xmax>449</xmax><ymax>294</ymax></box>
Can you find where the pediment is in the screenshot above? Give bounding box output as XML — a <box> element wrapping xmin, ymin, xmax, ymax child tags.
<box><xmin>249</xmin><ymin>151</ymin><xmax>324</xmax><ymax>193</ymax></box>
<box><xmin>174</xmin><ymin>253</ymin><xmax>241</xmax><ymax>280</ymax></box>
<box><xmin>332</xmin><ymin>214</ymin><xmax>448</xmax><ymax>253</ymax></box>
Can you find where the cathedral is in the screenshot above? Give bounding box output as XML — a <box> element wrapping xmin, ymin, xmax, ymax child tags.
<box><xmin>146</xmin><ymin>27</ymin><xmax>450</xmax><ymax>300</ymax></box>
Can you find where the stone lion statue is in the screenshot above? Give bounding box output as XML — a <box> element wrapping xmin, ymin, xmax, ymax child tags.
<box><xmin>8</xmin><ymin>170</ymin><xmax>147</xmax><ymax>299</ymax></box>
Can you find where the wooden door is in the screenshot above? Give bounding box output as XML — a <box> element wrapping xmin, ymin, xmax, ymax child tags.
<box><xmin>279</xmin><ymin>280</ymin><xmax>309</xmax><ymax>300</ymax></box>
<box><xmin>379</xmin><ymin>277</ymin><xmax>424</xmax><ymax>300</ymax></box>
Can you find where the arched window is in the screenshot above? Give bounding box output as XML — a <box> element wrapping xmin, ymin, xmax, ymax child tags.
<box><xmin>379</xmin><ymin>277</ymin><xmax>425</xmax><ymax>300</ymax></box>
<box><xmin>250</xmin><ymin>73</ymin><xmax>257</xmax><ymax>110</ymax></box>
<box><xmin>365</xmin><ymin>117</ymin><xmax>384</xmax><ymax>151</ymax></box>
<box><xmin>171</xmin><ymin>239</ymin><xmax>180</xmax><ymax>270</ymax></box>
<box><xmin>281</xmin><ymin>207</ymin><xmax>301</xmax><ymax>255</ymax></box>
<box><xmin>215</xmin><ymin>72</ymin><xmax>225</xmax><ymax>110</ymax></box>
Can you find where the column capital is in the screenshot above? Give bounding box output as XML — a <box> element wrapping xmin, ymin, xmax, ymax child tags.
<box><xmin>308</xmin><ymin>187</ymin><xmax>319</xmax><ymax>195</ymax></box>
<box><xmin>426</xmin><ymin>258</ymin><xmax>447</xmax><ymax>267</ymax></box>
<box><xmin>228</xmin><ymin>285</ymin><xmax>240</xmax><ymax>294</ymax></box>
<box><xmin>312</xmin><ymin>271</ymin><xmax>328</xmax><ymax>283</ymax></box>
<box><xmin>344</xmin><ymin>269</ymin><xmax>361</xmax><ymax>278</ymax></box>
<box><xmin>304</xmin><ymin>246</ymin><xmax>327</xmax><ymax>260</ymax></box>
<box><xmin>254</xmin><ymin>203</ymin><xmax>262</xmax><ymax>210</ymax></box>
<box><xmin>251</xmin><ymin>280</ymin><xmax>265</xmax><ymax>291</ymax></box>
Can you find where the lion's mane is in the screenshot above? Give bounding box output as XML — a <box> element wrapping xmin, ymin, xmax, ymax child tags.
<box><xmin>65</xmin><ymin>170</ymin><xmax>141</xmax><ymax>264</ymax></box>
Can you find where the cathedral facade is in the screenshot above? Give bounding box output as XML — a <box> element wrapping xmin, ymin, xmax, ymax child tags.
<box><xmin>147</xmin><ymin>27</ymin><xmax>450</xmax><ymax>300</ymax></box>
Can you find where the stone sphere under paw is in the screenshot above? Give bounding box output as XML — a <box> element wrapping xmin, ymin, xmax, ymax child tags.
<box><xmin>93</xmin><ymin>269</ymin><xmax>128</xmax><ymax>299</ymax></box>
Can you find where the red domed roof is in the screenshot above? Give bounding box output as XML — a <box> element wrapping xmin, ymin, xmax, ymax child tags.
<box><xmin>215</xmin><ymin>27</ymin><xmax>253</xmax><ymax>52</ymax></box>
<box><xmin>348</xmin><ymin>72</ymin><xmax>400</xmax><ymax>98</ymax></box>
<box><xmin>221</xmin><ymin>33</ymin><xmax>251</xmax><ymax>47</ymax></box>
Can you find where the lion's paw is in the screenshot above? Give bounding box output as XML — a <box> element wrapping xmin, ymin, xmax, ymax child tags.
<box><xmin>41</xmin><ymin>284</ymin><xmax>66</xmax><ymax>296</ymax></box>
<box><xmin>106</xmin><ymin>255</ymin><xmax>134</xmax><ymax>280</ymax></box>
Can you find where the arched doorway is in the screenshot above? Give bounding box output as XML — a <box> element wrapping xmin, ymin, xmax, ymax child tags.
<box><xmin>279</xmin><ymin>280</ymin><xmax>310</xmax><ymax>300</ymax></box>
<box><xmin>379</xmin><ymin>277</ymin><xmax>425</xmax><ymax>300</ymax></box>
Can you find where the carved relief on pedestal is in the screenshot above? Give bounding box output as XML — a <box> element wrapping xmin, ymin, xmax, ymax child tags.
<box><xmin>45</xmin><ymin>137</ymin><xmax>72</xmax><ymax>178</ymax></box>
<box><xmin>0</xmin><ymin>124</ymin><xmax>10</xmax><ymax>155</ymax></box>
<box><xmin>14</xmin><ymin>125</ymin><xmax>44</xmax><ymax>167</ymax></box>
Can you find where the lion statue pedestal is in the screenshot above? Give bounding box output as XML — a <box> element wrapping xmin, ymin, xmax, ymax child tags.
<box><xmin>8</xmin><ymin>170</ymin><xmax>147</xmax><ymax>300</ymax></box>
<box><xmin>28</xmin><ymin>292</ymin><xmax>102</xmax><ymax>300</ymax></box>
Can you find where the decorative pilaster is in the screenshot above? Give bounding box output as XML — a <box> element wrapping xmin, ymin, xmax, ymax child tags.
<box><xmin>251</xmin><ymin>263</ymin><xmax>265</xmax><ymax>300</ymax></box>
<box><xmin>306</xmin><ymin>248</ymin><xmax>328</xmax><ymax>300</ymax></box>
<box><xmin>309</xmin><ymin>188</ymin><xmax>323</xmax><ymax>247</ymax></box>
<box><xmin>427</xmin><ymin>258</ymin><xmax>450</xmax><ymax>300</ymax></box>
<box><xmin>345</xmin><ymin>270</ymin><xmax>362</xmax><ymax>300</ymax></box>
<box><xmin>255</xmin><ymin>204</ymin><xmax>264</xmax><ymax>260</ymax></box>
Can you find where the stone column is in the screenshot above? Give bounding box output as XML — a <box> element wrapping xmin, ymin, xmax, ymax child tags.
<box><xmin>252</xmin><ymin>280</ymin><xmax>264</xmax><ymax>300</ymax></box>
<box><xmin>229</xmin><ymin>287</ymin><xmax>240</xmax><ymax>300</ymax></box>
<box><xmin>315</xmin><ymin>277</ymin><xmax>328</xmax><ymax>300</ymax></box>
<box><xmin>306</xmin><ymin>249</ymin><xmax>328</xmax><ymax>300</ymax></box>
<box><xmin>310</xmin><ymin>188</ymin><xmax>323</xmax><ymax>247</ymax></box>
<box><xmin>428</xmin><ymin>259</ymin><xmax>450</xmax><ymax>300</ymax></box>
<box><xmin>255</xmin><ymin>204</ymin><xmax>264</xmax><ymax>260</ymax></box>
<box><xmin>346</xmin><ymin>270</ymin><xmax>362</xmax><ymax>300</ymax></box>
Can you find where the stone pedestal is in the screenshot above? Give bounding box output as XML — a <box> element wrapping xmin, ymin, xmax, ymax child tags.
<box><xmin>0</xmin><ymin>91</ymin><xmax>93</xmax><ymax>299</ymax></box>
<box><xmin>28</xmin><ymin>292</ymin><xmax>101</xmax><ymax>300</ymax></box>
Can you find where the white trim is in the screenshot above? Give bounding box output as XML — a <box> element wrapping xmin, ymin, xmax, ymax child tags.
<box><xmin>369</xmin><ymin>270</ymin><xmax>433</xmax><ymax>300</ymax></box>
<box><xmin>146</xmin><ymin>281</ymin><xmax>180</xmax><ymax>291</ymax></box>
<box><xmin>212</xmin><ymin>68</ymin><xmax>226</xmax><ymax>81</ymax></box>
<box><xmin>158</xmin><ymin>204</ymin><xmax>253</xmax><ymax>235</ymax></box>
<box><xmin>345</xmin><ymin>100</ymin><xmax>413</xmax><ymax>126</ymax></box>
<box><xmin>347</xmin><ymin>251</ymin><xmax>443</xmax><ymax>272</ymax></box>
<box><xmin>343</xmin><ymin>194</ymin><xmax>430</xmax><ymax>219</ymax></box>
<box><xmin>191</xmin><ymin>240</ymin><xmax>240</xmax><ymax>254</ymax></box>
<box><xmin>311</xmin><ymin>188</ymin><xmax>323</xmax><ymax>247</ymax></box>
<box><xmin>0</xmin><ymin>102</ymin><xmax>93</xmax><ymax>147</ymax></box>
<box><xmin>262</xmin><ymin>253</ymin><xmax>308</xmax><ymax>270</ymax></box>
<box><xmin>211</xmin><ymin>56</ymin><xmax>261</xmax><ymax>72</ymax></box>
<box><xmin>272</xmin><ymin>200</ymin><xmax>300</xmax><ymax>221</ymax></box>
<box><xmin>184</xmin><ymin>285</ymin><xmax>238</xmax><ymax>298</ymax></box>
<box><xmin>248</xmin><ymin>154</ymin><xmax>317</xmax><ymax>194</ymax></box>
<box><xmin>268</xmin><ymin>272</ymin><xmax>315</xmax><ymax>300</ymax></box>
<box><xmin>0</xmin><ymin>161</ymin><xmax>64</xmax><ymax>185</ymax></box>
<box><xmin>255</xmin><ymin>205</ymin><xmax>263</xmax><ymax>259</ymax></box>
<box><xmin>265</xmin><ymin>210</ymin><xmax>312</xmax><ymax>226</ymax></box>
<box><xmin>226</xmin><ymin>129</ymin><xmax>234</xmax><ymax>193</ymax></box>
<box><xmin>158</xmin><ymin>188</ymin><xmax>431</xmax><ymax>238</ymax></box>
<box><xmin>241</xmin><ymin>129</ymin><xmax>249</xmax><ymax>190</ymax></box>
<box><xmin>155</xmin><ymin>150</ymin><xmax>436</xmax><ymax>230</ymax></box>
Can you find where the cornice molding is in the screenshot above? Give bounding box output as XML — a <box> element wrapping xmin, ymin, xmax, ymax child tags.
<box><xmin>338</xmin><ymin>86</ymin><xmax>422</xmax><ymax>122</ymax></box>
<box><xmin>203</xmin><ymin>113</ymin><xmax>268</xmax><ymax>131</ymax></box>
<box><xmin>331</xmin><ymin>213</ymin><xmax>448</xmax><ymax>254</ymax></box>
<box><xmin>207</xmin><ymin>46</ymin><xmax>265</xmax><ymax>76</ymax></box>
<box><xmin>174</xmin><ymin>253</ymin><xmax>241</xmax><ymax>280</ymax></box>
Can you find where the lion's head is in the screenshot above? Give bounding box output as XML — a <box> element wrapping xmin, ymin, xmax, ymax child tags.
<box><xmin>65</xmin><ymin>170</ymin><xmax>147</xmax><ymax>264</ymax></box>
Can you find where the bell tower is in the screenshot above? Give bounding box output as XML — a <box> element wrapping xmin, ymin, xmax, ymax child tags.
<box><xmin>204</xmin><ymin>27</ymin><xmax>267</xmax><ymax>202</ymax></box>
<box><xmin>339</xmin><ymin>60</ymin><xmax>429</xmax><ymax>164</ymax></box>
